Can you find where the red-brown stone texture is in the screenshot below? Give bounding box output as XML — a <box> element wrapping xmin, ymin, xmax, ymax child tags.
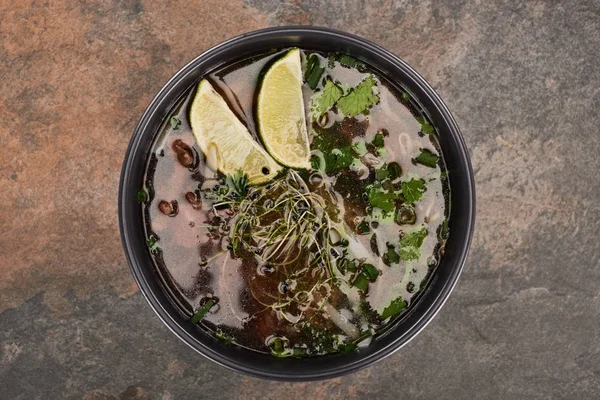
<box><xmin>2</xmin><ymin>0</ymin><xmax>600</xmax><ymax>398</ymax></box>
<box><xmin>0</xmin><ymin>0</ymin><xmax>267</xmax><ymax>313</ymax></box>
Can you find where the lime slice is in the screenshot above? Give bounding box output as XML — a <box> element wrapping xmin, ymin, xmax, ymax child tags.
<box><xmin>257</xmin><ymin>48</ymin><xmax>310</xmax><ymax>169</ymax></box>
<box><xmin>190</xmin><ymin>79</ymin><xmax>282</xmax><ymax>185</ymax></box>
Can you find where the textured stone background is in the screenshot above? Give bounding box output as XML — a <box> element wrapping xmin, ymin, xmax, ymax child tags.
<box><xmin>1</xmin><ymin>0</ymin><xmax>599</xmax><ymax>399</ymax></box>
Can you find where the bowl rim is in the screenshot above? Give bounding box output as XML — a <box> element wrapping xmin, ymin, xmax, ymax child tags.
<box><xmin>119</xmin><ymin>25</ymin><xmax>476</xmax><ymax>381</ymax></box>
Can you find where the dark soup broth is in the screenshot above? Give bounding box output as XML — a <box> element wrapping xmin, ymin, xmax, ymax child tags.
<box><xmin>141</xmin><ymin>49</ymin><xmax>450</xmax><ymax>357</ymax></box>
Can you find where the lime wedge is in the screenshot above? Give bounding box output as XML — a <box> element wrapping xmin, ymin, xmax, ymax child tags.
<box><xmin>190</xmin><ymin>79</ymin><xmax>282</xmax><ymax>185</ymax></box>
<box><xmin>257</xmin><ymin>49</ymin><xmax>311</xmax><ymax>169</ymax></box>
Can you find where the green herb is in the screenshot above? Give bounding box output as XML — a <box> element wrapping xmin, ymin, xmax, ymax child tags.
<box><xmin>312</xmin><ymin>128</ymin><xmax>356</xmax><ymax>174</ymax></box>
<box><xmin>416</xmin><ymin>115</ymin><xmax>434</xmax><ymax>135</ymax></box>
<box><xmin>170</xmin><ymin>116</ymin><xmax>181</xmax><ymax>130</ymax></box>
<box><xmin>375</xmin><ymin>167</ymin><xmax>389</xmax><ymax>181</ymax></box>
<box><xmin>326</xmin><ymin>147</ymin><xmax>355</xmax><ymax>173</ymax></box>
<box><xmin>372</xmin><ymin>133</ymin><xmax>385</xmax><ymax>148</ymax></box>
<box><xmin>367</xmin><ymin>183</ymin><xmax>399</xmax><ymax>212</ymax></box>
<box><xmin>440</xmin><ymin>219</ymin><xmax>449</xmax><ymax>240</ymax></box>
<box><xmin>304</xmin><ymin>54</ymin><xmax>325</xmax><ymax>90</ymax></box>
<box><xmin>361</xmin><ymin>263</ymin><xmax>379</xmax><ymax>281</ymax></box>
<box><xmin>352</xmin><ymin>263</ymin><xmax>379</xmax><ymax>293</ymax></box>
<box><xmin>414</xmin><ymin>149</ymin><xmax>439</xmax><ymax>168</ymax></box>
<box><xmin>401</xmin><ymin>92</ymin><xmax>411</xmax><ymax>102</ymax></box>
<box><xmin>399</xmin><ymin>226</ymin><xmax>428</xmax><ymax>261</ymax></box>
<box><xmin>369</xmin><ymin>208</ymin><xmax>395</xmax><ymax>225</ymax></box>
<box><xmin>226</xmin><ymin>170</ymin><xmax>249</xmax><ymax>197</ymax></box>
<box><xmin>337</xmin><ymin>343</ymin><xmax>358</xmax><ymax>354</ymax></box>
<box><xmin>337</xmin><ymin>54</ymin><xmax>366</xmax><ymax>70</ymax></box>
<box><xmin>380</xmin><ymin>296</ymin><xmax>407</xmax><ymax>319</ymax></box>
<box><xmin>215</xmin><ymin>329</ymin><xmax>233</xmax><ymax>345</ymax></box>
<box><xmin>314</xmin><ymin>79</ymin><xmax>344</xmax><ymax>116</ymax></box>
<box><xmin>292</xmin><ymin>347</ymin><xmax>308</xmax><ymax>357</ymax></box>
<box><xmin>137</xmin><ymin>188</ymin><xmax>148</xmax><ymax>203</ymax></box>
<box><xmin>401</xmin><ymin>178</ymin><xmax>426</xmax><ymax>205</ymax></box>
<box><xmin>399</xmin><ymin>246</ymin><xmax>419</xmax><ymax>262</ymax></box>
<box><xmin>337</xmin><ymin>75</ymin><xmax>379</xmax><ymax>117</ymax></box>
<box><xmin>338</xmin><ymin>258</ymin><xmax>358</xmax><ymax>275</ymax></box>
<box><xmin>347</xmin><ymin>259</ymin><xmax>358</xmax><ymax>273</ymax></box>
<box><xmin>327</xmin><ymin>55</ymin><xmax>335</xmax><ymax>69</ymax></box>
<box><xmin>146</xmin><ymin>235</ymin><xmax>160</xmax><ymax>254</ymax></box>
<box><xmin>191</xmin><ymin>299</ymin><xmax>214</xmax><ymax>323</ymax></box>
<box><xmin>383</xmin><ymin>243</ymin><xmax>400</xmax><ymax>266</ymax></box>
<box><xmin>356</xmin><ymin>220</ymin><xmax>371</xmax><ymax>235</ymax></box>
<box><xmin>352</xmin><ymin>273</ymin><xmax>369</xmax><ymax>292</ymax></box>
<box><xmin>351</xmin><ymin>140</ymin><xmax>368</xmax><ymax>156</ymax></box>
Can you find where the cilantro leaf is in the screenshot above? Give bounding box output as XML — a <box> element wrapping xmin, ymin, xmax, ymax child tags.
<box><xmin>361</xmin><ymin>263</ymin><xmax>379</xmax><ymax>281</ymax></box>
<box><xmin>311</xmin><ymin>126</ymin><xmax>357</xmax><ymax>175</ymax></box>
<box><xmin>383</xmin><ymin>243</ymin><xmax>400</xmax><ymax>266</ymax></box>
<box><xmin>341</xmin><ymin>258</ymin><xmax>357</xmax><ymax>274</ymax></box>
<box><xmin>352</xmin><ymin>273</ymin><xmax>369</xmax><ymax>292</ymax></box>
<box><xmin>326</xmin><ymin>147</ymin><xmax>355</xmax><ymax>173</ymax></box>
<box><xmin>137</xmin><ymin>188</ymin><xmax>148</xmax><ymax>203</ymax></box>
<box><xmin>416</xmin><ymin>116</ymin><xmax>434</xmax><ymax>135</ymax></box>
<box><xmin>337</xmin><ymin>75</ymin><xmax>379</xmax><ymax>117</ymax></box>
<box><xmin>170</xmin><ymin>116</ymin><xmax>181</xmax><ymax>130</ymax></box>
<box><xmin>367</xmin><ymin>183</ymin><xmax>399</xmax><ymax>212</ymax></box>
<box><xmin>327</xmin><ymin>55</ymin><xmax>335</xmax><ymax>68</ymax></box>
<box><xmin>337</xmin><ymin>343</ymin><xmax>358</xmax><ymax>354</ymax></box>
<box><xmin>314</xmin><ymin>79</ymin><xmax>343</xmax><ymax>116</ymax></box>
<box><xmin>414</xmin><ymin>149</ymin><xmax>439</xmax><ymax>168</ymax></box>
<box><xmin>304</xmin><ymin>54</ymin><xmax>325</xmax><ymax>90</ymax></box>
<box><xmin>401</xmin><ymin>178</ymin><xmax>426</xmax><ymax>205</ymax></box>
<box><xmin>400</xmin><ymin>246</ymin><xmax>420</xmax><ymax>261</ymax></box>
<box><xmin>400</xmin><ymin>226</ymin><xmax>428</xmax><ymax>248</ymax></box>
<box><xmin>399</xmin><ymin>226</ymin><xmax>428</xmax><ymax>261</ymax></box>
<box><xmin>337</xmin><ymin>54</ymin><xmax>366</xmax><ymax>70</ymax></box>
<box><xmin>372</xmin><ymin>133</ymin><xmax>385</xmax><ymax>148</ymax></box>
<box><xmin>380</xmin><ymin>296</ymin><xmax>407</xmax><ymax>319</ymax></box>
<box><xmin>375</xmin><ymin>167</ymin><xmax>390</xmax><ymax>181</ymax></box>
<box><xmin>356</xmin><ymin>220</ymin><xmax>371</xmax><ymax>235</ymax></box>
<box><xmin>352</xmin><ymin>140</ymin><xmax>368</xmax><ymax>156</ymax></box>
<box><xmin>352</xmin><ymin>263</ymin><xmax>379</xmax><ymax>292</ymax></box>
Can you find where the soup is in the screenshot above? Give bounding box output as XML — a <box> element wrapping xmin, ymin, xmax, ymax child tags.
<box><xmin>140</xmin><ymin>49</ymin><xmax>450</xmax><ymax>357</ymax></box>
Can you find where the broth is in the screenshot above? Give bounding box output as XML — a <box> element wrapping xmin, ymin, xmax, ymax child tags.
<box><xmin>141</xmin><ymin>49</ymin><xmax>450</xmax><ymax>357</ymax></box>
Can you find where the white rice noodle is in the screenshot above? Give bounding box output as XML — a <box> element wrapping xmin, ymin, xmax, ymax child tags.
<box><xmin>398</xmin><ymin>132</ymin><xmax>414</xmax><ymax>157</ymax></box>
<box><xmin>323</xmin><ymin>302</ymin><xmax>359</xmax><ymax>338</ymax></box>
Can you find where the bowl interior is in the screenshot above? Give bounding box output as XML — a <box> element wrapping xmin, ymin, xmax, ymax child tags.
<box><xmin>119</xmin><ymin>26</ymin><xmax>475</xmax><ymax>381</ymax></box>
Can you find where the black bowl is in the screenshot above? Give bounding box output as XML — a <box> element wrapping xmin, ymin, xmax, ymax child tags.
<box><xmin>119</xmin><ymin>26</ymin><xmax>475</xmax><ymax>381</ymax></box>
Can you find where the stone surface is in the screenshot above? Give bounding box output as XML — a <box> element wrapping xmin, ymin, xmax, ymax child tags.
<box><xmin>1</xmin><ymin>0</ymin><xmax>599</xmax><ymax>398</ymax></box>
